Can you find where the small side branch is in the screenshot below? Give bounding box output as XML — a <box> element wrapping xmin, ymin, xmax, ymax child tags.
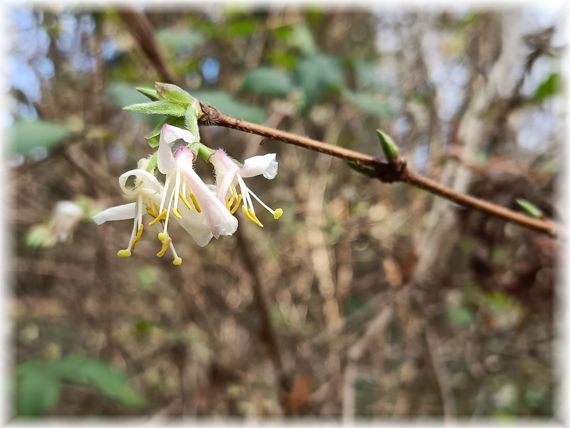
<box><xmin>199</xmin><ymin>104</ymin><xmax>558</xmax><ymax>238</ymax></box>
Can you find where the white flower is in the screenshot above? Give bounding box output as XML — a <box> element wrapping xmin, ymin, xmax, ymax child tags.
<box><xmin>92</xmin><ymin>164</ymin><xmax>212</xmax><ymax>265</ymax></box>
<box><xmin>47</xmin><ymin>201</ymin><xmax>84</xmax><ymax>245</ymax></box>
<box><xmin>156</xmin><ymin>124</ymin><xmax>238</xmax><ymax>242</ymax></box>
<box><xmin>210</xmin><ymin>149</ymin><xmax>282</xmax><ymax>228</ymax></box>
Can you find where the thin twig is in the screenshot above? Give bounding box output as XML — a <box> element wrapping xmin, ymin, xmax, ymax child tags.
<box><xmin>424</xmin><ymin>327</ymin><xmax>456</xmax><ymax>422</ymax></box>
<box><xmin>198</xmin><ymin>104</ymin><xmax>558</xmax><ymax>238</ymax></box>
<box><xmin>343</xmin><ymin>306</ymin><xmax>394</xmax><ymax>421</ymax></box>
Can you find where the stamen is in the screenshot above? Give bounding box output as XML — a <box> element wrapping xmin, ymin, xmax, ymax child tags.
<box><xmin>169</xmin><ymin>241</ymin><xmax>181</xmax><ymax>266</ymax></box>
<box><xmin>173</xmin><ymin>208</ymin><xmax>182</xmax><ymax>219</ymax></box>
<box><xmin>190</xmin><ymin>192</ymin><xmax>201</xmax><ymax>213</ymax></box>
<box><xmin>173</xmin><ymin>171</ymin><xmax>181</xmax><ymax>212</ymax></box>
<box><xmin>156</xmin><ymin>237</ymin><xmax>171</xmax><ymax>257</ymax></box>
<box><xmin>226</xmin><ymin>191</ymin><xmax>236</xmax><ymax>210</ymax></box>
<box><xmin>242</xmin><ymin>205</ymin><xmax>264</xmax><ymax>228</ymax></box>
<box><xmin>149</xmin><ymin>209</ymin><xmax>167</xmax><ymax>225</ymax></box>
<box><xmin>179</xmin><ymin>192</ymin><xmax>193</xmax><ymax>210</ymax></box>
<box><xmin>131</xmin><ymin>224</ymin><xmax>144</xmax><ymax>251</ymax></box>
<box><xmin>117</xmin><ymin>249</ymin><xmax>131</xmax><ymax>257</ymax></box>
<box><xmin>230</xmin><ymin>194</ymin><xmax>243</xmax><ymax>214</ymax></box>
<box><xmin>159</xmin><ymin>174</ymin><xmax>172</xmax><ymax>212</ymax></box>
<box><xmin>247</xmin><ymin>186</ymin><xmax>280</xmax><ymax>219</ymax></box>
<box><xmin>146</xmin><ymin>207</ymin><xmax>157</xmax><ymax>218</ymax></box>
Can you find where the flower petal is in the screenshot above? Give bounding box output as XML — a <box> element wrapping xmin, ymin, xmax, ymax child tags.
<box><xmin>161</xmin><ymin>124</ymin><xmax>196</xmax><ymax>145</ymax></box>
<box><xmin>157</xmin><ymin>125</ymin><xmax>178</xmax><ymax>174</ymax></box>
<box><xmin>211</xmin><ymin>150</ymin><xmax>239</xmax><ymax>201</ymax></box>
<box><xmin>119</xmin><ymin>169</ymin><xmax>163</xmax><ymax>197</ymax></box>
<box><xmin>92</xmin><ymin>203</ymin><xmax>136</xmax><ymax>225</ymax></box>
<box><xmin>239</xmin><ymin>153</ymin><xmax>278</xmax><ymax>179</ymax></box>
<box><xmin>176</xmin><ymin>206</ymin><xmax>213</xmax><ymax>247</ymax></box>
<box><xmin>179</xmin><ymin>162</ymin><xmax>238</xmax><ymax>238</ymax></box>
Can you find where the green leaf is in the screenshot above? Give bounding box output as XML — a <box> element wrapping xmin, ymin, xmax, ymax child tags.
<box><xmin>532</xmin><ymin>72</ymin><xmax>561</xmax><ymax>102</ymax></box>
<box><xmin>145</xmin><ymin>117</ymin><xmax>167</xmax><ymax>144</ymax></box>
<box><xmin>294</xmin><ymin>54</ymin><xmax>344</xmax><ymax>106</ymax></box>
<box><xmin>123</xmin><ymin>100</ymin><xmax>187</xmax><ymax>117</ymax></box>
<box><xmin>16</xmin><ymin>363</ymin><xmax>61</xmax><ymax>417</ymax></box>
<box><xmin>193</xmin><ymin>90</ymin><xmax>266</xmax><ymax>123</ymax></box>
<box><xmin>8</xmin><ymin>120</ymin><xmax>70</xmax><ymax>157</ymax></box>
<box><xmin>267</xmin><ymin>50</ymin><xmax>298</xmax><ymax>70</ymax></box>
<box><xmin>344</xmin><ymin>91</ymin><xmax>392</xmax><ymax>117</ymax></box>
<box><xmin>136</xmin><ymin>87</ymin><xmax>159</xmax><ymax>100</ymax></box>
<box><xmin>242</xmin><ymin>67</ymin><xmax>295</xmax><ymax>97</ymax></box>
<box><xmin>516</xmin><ymin>198</ymin><xmax>543</xmax><ymax>218</ymax></box>
<box><xmin>145</xmin><ymin>151</ymin><xmax>158</xmax><ymax>173</ymax></box>
<box><xmin>354</xmin><ymin>61</ymin><xmax>386</xmax><ymax>91</ymax></box>
<box><xmin>146</xmin><ymin>116</ymin><xmax>185</xmax><ymax>148</ymax></box>
<box><xmin>289</xmin><ymin>24</ymin><xmax>317</xmax><ymax>55</ymax></box>
<box><xmin>50</xmin><ymin>357</ymin><xmax>145</xmax><ymax>408</ymax></box>
<box><xmin>134</xmin><ymin>319</ymin><xmax>155</xmax><ymax>335</ymax></box>
<box><xmin>448</xmin><ymin>306</ymin><xmax>474</xmax><ymax>327</ymax></box>
<box><xmin>107</xmin><ymin>82</ymin><xmax>161</xmax><ymax>124</ymax></box>
<box><xmin>16</xmin><ymin>357</ymin><xmax>145</xmax><ymax>414</ymax></box>
<box><xmin>107</xmin><ymin>82</ymin><xmax>150</xmax><ymax>107</ymax></box>
<box><xmin>225</xmin><ymin>18</ymin><xmax>259</xmax><ymax>37</ymax></box>
<box><xmin>157</xmin><ymin>28</ymin><xmax>204</xmax><ymax>52</ymax></box>
<box><xmin>155</xmin><ymin>82</ymin><xmax>194</xmax><ymax>105</ymax></box>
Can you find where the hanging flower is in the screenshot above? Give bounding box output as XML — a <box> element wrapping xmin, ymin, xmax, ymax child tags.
<box><xmin>92</xmin><ymin>160</ymin><xmax>213</xmax><ymax>265</ymax></box>
<box><xmin>210</xmin><ymin>148</ymin><xmax>282</xmax><ymax>228</ymax></box>
<box><xmin>155</xmin><ymin>125</ymin><xmax>238</xmax><ymax>251</ymax></box>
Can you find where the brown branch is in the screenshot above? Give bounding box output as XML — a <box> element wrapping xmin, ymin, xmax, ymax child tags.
<box><xmin>118</xmin><ymin>6</ymin><xmax>557</xmax><ymax>238</ymax></box>
<box><xmin>198</xmin><ymin>103</ymin><xmax>558</xmax><ymax>238</ymax></box>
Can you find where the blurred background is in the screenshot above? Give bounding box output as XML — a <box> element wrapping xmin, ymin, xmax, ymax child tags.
<box><xmin>8</xmin><ymin>3</ymin><xmax>563</xmax><ymax>420</ymax></box>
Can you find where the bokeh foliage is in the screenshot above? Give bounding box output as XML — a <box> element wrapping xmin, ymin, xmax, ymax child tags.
<box><xmin>9</xmin><ymin>5</ymin><xmax>561</xmax><ymax>419</ymax></box>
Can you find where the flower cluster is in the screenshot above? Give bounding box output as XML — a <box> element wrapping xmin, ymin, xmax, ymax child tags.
<box><xmin>93</xmin><ymin>124</ymin><xmax>282</xmax><ymax>266</ymax></box>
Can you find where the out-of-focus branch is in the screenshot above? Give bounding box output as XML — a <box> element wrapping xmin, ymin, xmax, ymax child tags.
<box><xmin>117</xmin><ymin>7</ymin><xmax>178</xmax><ymax>85</ymax></box>
<box><xmin>236</xmin><ymin>229</ymin><xmax>289</xmax><ymax>414</ymax></box>
<box><xmin>342</xmin><ymin>306</ymin><xmax>393</xmax><ymax>422</ymax></box>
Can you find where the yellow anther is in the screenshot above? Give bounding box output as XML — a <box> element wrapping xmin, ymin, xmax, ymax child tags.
<box><xmin>190</xmin><ymin>192</ymin><xmax>201</xmax><ymax>213</ymax></box>
<box><xmin>273</xmin><ymin>208</ymin><xmax>283</xmax><ymax>220</ymax></box>
<box><xmin>158</xmin><ymin>232</ymin><xmax>169</xmax><ymax>242</ymax></box>
<box><xmin>149</xmin><ymin>209</ymin><xmax>167</xmax><ymax>225</ymax></box>
<box><xmin>179</xmin><ymin>192</ymin><xmax>193</xmax><ymax>210</ymax></box>
<box><xmin>117</xmin><ymin>249</ymin><xmax>131</xmax><ymax>257</ymax></box>
<box><xmin>156</xmin><ymin>238</ymin><xmax>171</xmax><ymax>257</ymax></box>
<box><xmin>146</xmin><ymin>207</ymin><xmax>157</xmax><ymax>218</ymax></box>
<box><xmin>172</xmin><ymin>257</ymin><xmax>182</xmax><ymax>266</ymax></box>
<box><xmin>242</xmin><ymin>206</ymin><xmax>264</xmax><ymax>228</ymax></box>
<box><xmin>131</xmin><ymin>224</ymin><xmax>144</xmax><ymax>251</ymax></box>
<box><xmin>173</xmin><ymin>208</ymin><xmax>182</xmax><ymax>219</ymax></box>
<box><xmin>226</xmin><ymin>191</ymin><xmax>236</xmax><ymax>209</ymax></box>
<box><xmin>230</xmin><ymin>194</ymin><xmax>242</xmax><ymax>214</ymax></box>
